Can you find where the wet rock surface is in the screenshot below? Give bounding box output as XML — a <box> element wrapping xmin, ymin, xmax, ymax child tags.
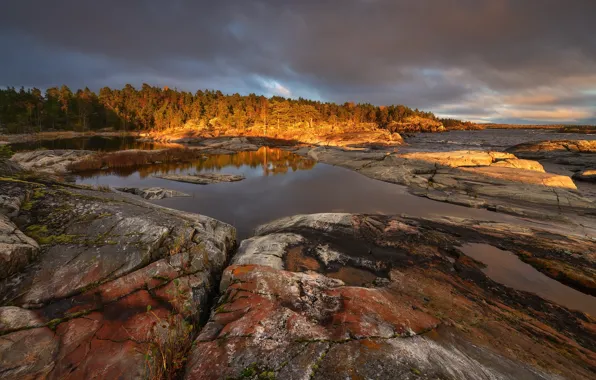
<box><xmin>0</xmin><ymin>173</ymin><xmax>236</xmax><ymax>379</ymax></box>
<box><xmin>154</xmin><ymin>173</ymin><xmax>245</xmax><ymax>185</ymax></box>
<box><xmin>115</xmin><ymin>186</ymin><xmax>191</xmax><ymax>200</ymax></box>
<box><xmin>186</xmin><ymin>213</ymin><xmax>596</xmax><ymax>379</ymax></box>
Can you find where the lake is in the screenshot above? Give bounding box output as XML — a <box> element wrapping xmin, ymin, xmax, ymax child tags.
<box><xmin>10</xmin><ymin>130</ymin><xmax>594</xmax><ymax>315</ymax></box>
<box><xmin>76</xmin><ymin>146</ymin><xmax>524</xmax><ymax>240</ymax></box>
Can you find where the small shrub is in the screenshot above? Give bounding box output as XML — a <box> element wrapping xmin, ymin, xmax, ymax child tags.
<box><xmin>144</xmin><ymin>280</ymin><xmax>197</xmax><ymax>380</ymax></box>
<box><xmin>0</xmin><ymin>145</ymin><xmax>13</xmax><ymax>159</ymax></box>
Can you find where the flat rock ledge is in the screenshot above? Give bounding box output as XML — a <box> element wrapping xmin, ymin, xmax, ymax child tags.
<box><xmin>506</xmin><ymin>140</ymin><xmax>596</xmax><ymax>174</ymax></box>
<box><xmin>185</xmin><ymin>213</ymin><xmax>596</xmax><ymax>380</ymax></box>
<box><xmin>154</xmin><ymin>173</ymin><xmax>245</xmax><ymax>185</ymax></box>
<box><xmin>507</xmin><ymin>140</ymin><xmax>596</xmax><ymax>155</ymax></box>
<box><xmin>0</xmin><ymin>174</ymin><xmax>236</xmax><ymax>379</ymax></box>
<box><xmin>574</xmin><ymin>169</ymin><xmax>596</xmax><ymax>182</ymax></box>
<box><xmin>11</xmin><ymin>149</ymin><xmax>93</xmax><ymax>174</ymax></box>
<box><xmin>116</xmin><ymin>186</ymin><xmax>191</xmax><ymax>200</ymax></box>
<box><xmin>302</xmin><ymin>147</ymin><xmax>595</xmax><ymax>222</ymax></box>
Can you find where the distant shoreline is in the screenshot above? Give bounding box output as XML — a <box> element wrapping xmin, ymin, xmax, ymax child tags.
<box><xmin>0</xmin><ymin>130</ymin><xmax>139</xmax><ymax>144</ymax></box>
<box><xmin>478</xmin><ymin>124</ymin><xmax>595</xmax><ymax>133</ymax></box>
<box><xmin>1</xmin><ymin>123</ymin><xmax>594</xmax><ymax>146</ymax></box>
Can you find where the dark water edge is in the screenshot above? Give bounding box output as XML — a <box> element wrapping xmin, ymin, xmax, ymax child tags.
<box><xmin>401</xmin><ymin>128</ymin><xmax>595</xmax><ymax>152</ymax></box>
<box><xmin>460</xmin><ymin>243</ymin><xmax>596</xmax><ymax>315</ymax></box>
<box><xmin>9</xmin><ymin>136</ymin><xmax>169</xmax><ymax>152</ymax></box>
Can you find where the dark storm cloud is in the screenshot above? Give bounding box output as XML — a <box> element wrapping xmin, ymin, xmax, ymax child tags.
<box><xmin>0</xmin><ymin>0</ymin><xmax>595</xmax><ymax>123</ymax></box>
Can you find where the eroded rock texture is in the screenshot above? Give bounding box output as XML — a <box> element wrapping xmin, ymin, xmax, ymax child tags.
<box><xmin>154</xmin><ymin>173</ymin><xmax>245</xmax><ymax>185</ymax></box>
<box><xmin>186</xmin><ymin>213</ymin><xmax>596</xmax><ymax>380</ymax></box>
<box><xmin>116</xmin><ymin>186</ymin><xmax>190</xmax><ymax>200</ymax></box>
<box><xmin>0</xmin><ymin>176</ymin><xmax>236</xmax><ymax>379</ymax></box>
<box><xmin>11</xmin><ymin>150</ymin><xmax>94</xmax><ymax>174</ymax></box>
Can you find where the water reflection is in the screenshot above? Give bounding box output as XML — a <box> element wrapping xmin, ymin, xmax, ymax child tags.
<box><xmin>77</xmin><ymin>147</ymin><xmax>317</xmax><ymax>179</ymax></box>
<box><xmin>78</xmin><ymin>149</ymin><xmax>526</xmax><ymax>240</ymax></box>
<box><xmin>460</xmin><ymin>243</ymin><xmax>596</xmax><ymax>315</ymax></box>
<box><xmin>10</xmin><ymin>136</ymin><xmax>172</xmax><ymax>152</ymax></box>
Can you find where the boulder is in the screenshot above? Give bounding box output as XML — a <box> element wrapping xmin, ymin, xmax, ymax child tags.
<box><xmin>573</xmin><ymin>169</ymin><xmax>596</xmax><ymax>182</ymax></box>
<box><xmin>154</xmin><ymin>173</ymin><xmax>245</xmax><ymax>185</ymax></box>
<box><xmin>11</xmin><ymin>149</ymin><xmax>93</xmax><ymax>174</ymax></box>
<box><xmin>116</xmin><ymin>186</ymin><xmax>191</xmax><ymax>200</ymax></box>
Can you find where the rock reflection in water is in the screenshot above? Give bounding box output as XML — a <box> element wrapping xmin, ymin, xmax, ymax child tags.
<box><xmin>460</xmin><ymin>243</ymin><xmax>596</xmax><ymax>315</ymax></box>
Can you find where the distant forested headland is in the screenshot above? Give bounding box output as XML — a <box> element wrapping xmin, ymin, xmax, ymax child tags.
<box><xmin>0</xmin><ymin>85</ymin><xmax>474</xmax><ymax>135</ymax></box>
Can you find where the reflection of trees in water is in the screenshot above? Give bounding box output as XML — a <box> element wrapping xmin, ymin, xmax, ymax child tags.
<box><xmin>192</xmin><ymin>147</ymin><xmax>316</xmax><ymax>176</ymax></box>
<box><xmin>11</xmin><ymin>136</ymin><xmax>171</xmax><ymax>152</ymax></box>
<box><xmin>78</xmin><ymin>147</ymin><xmax>316</xmax><ymax>179</ymax></box>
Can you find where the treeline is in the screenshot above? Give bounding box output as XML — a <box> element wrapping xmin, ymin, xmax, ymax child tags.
<box><xmin>0</xmin><ymin>84</ymin><xmax>445</xmax><ymax>134</ymax></box>
<box><xmin>439</xmin><ymin>118</ymin><xmax>478</xmax><ymax>129</ymax></box>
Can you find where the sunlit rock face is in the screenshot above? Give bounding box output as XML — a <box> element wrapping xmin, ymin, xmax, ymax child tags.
<box><xmin>303</xmin><ymin>147</ymin><xmax>595</xmax><ymax>220</ymax></box>
<box><xmin>574</xmin><ymin>169</ymin><xmax>596</xmax><ymax>182</ymax></box>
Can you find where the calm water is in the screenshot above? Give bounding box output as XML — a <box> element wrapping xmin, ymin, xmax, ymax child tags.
<box><xmin>460</xmin><ymin>243</ymin><xmax>596</xmax><ymax>315</ymax></box>
<box><xmin>76</xmin><ymin>147</ymin><xmax>524</xmax><ymax>240</ymax></box>
<box><xmin>10</xmin><ymin>136</ymin><xmax>171</xmax><ymax>152</ymax></box>
<box><xmin>60</xmin><ymin>138</ymin><xmax>595</xmax><ymax>312</ymax></box>
<box><xmin>402</xmin><ymin>129</ymin><xmax>595</xmax><ymax>152</ymax></box>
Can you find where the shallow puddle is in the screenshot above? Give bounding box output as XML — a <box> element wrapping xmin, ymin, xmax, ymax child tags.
<box><xmin>284</xmin><ymin>246</ymin><xmax>379</xmax><ymax>287</ymax></box>
<box><xmin>327</xmin><ymin>267</ymin><xmax>379</xmax><ymax>287</ymax></box>
<box><xmin>460</xmin><ymin>243</ymin><xmax>596</xmax><ymax>315</ymax></box>
<box><xmin>285</xmin><ymin>247</ymin><xmax>321</xmax><ymax>272</ymax></box>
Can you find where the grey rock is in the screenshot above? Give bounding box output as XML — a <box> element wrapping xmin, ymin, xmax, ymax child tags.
<box><xmin>154</xmin><ymin>172</ymin><xmax>245</xmax><ymax>184</ymax></box>
<box><xmin>116</xmin><ymin>186</ymin><xmax>191</xmax><ymax>199</ymax></box>
<box><xmin>0</xmin><ymin>214</ymin><xmax>39</xmax><ymax>280</ymax></box>
<box><xmin>11</xmin><ymin>149</ymin><xmax>93</xmax><ymax>174</ymax></box>
<box><xmin>0</xmin><ymin>176</ymin><xmax>236</xmax><ymax>378</ymax></box>
<box><xmin>299</xmin><ymin>147</ymin><xmax>596</xmax><ymax>223</ymax></box>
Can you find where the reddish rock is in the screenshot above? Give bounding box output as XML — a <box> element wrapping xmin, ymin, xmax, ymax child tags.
<box><xmin>186</xmin><ymin>213</ymin><xmax>596</xmax><ymax>380</ymax></box>
<box><xmin>0</xmin><ymin>178</ymin><xmax>236</xmax><ymax>379</ymax></box>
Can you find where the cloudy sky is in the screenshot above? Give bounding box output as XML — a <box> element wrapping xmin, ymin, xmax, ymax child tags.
<box><xmin>1</xmin><ymin>0</ymin><xmax>595</xmax><ymax>124</ymax></box>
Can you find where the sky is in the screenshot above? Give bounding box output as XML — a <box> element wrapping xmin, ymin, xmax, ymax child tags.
<box><xmin>0</xmin><ymin>0</ymin><xmax>595</xmax><ymax>124</ymax></box>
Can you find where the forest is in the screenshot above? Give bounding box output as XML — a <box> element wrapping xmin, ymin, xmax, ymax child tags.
<box><xmin>0</xmin><ymin>85</ymin><xmax>468</xmax><ymax>135</ymax></box>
